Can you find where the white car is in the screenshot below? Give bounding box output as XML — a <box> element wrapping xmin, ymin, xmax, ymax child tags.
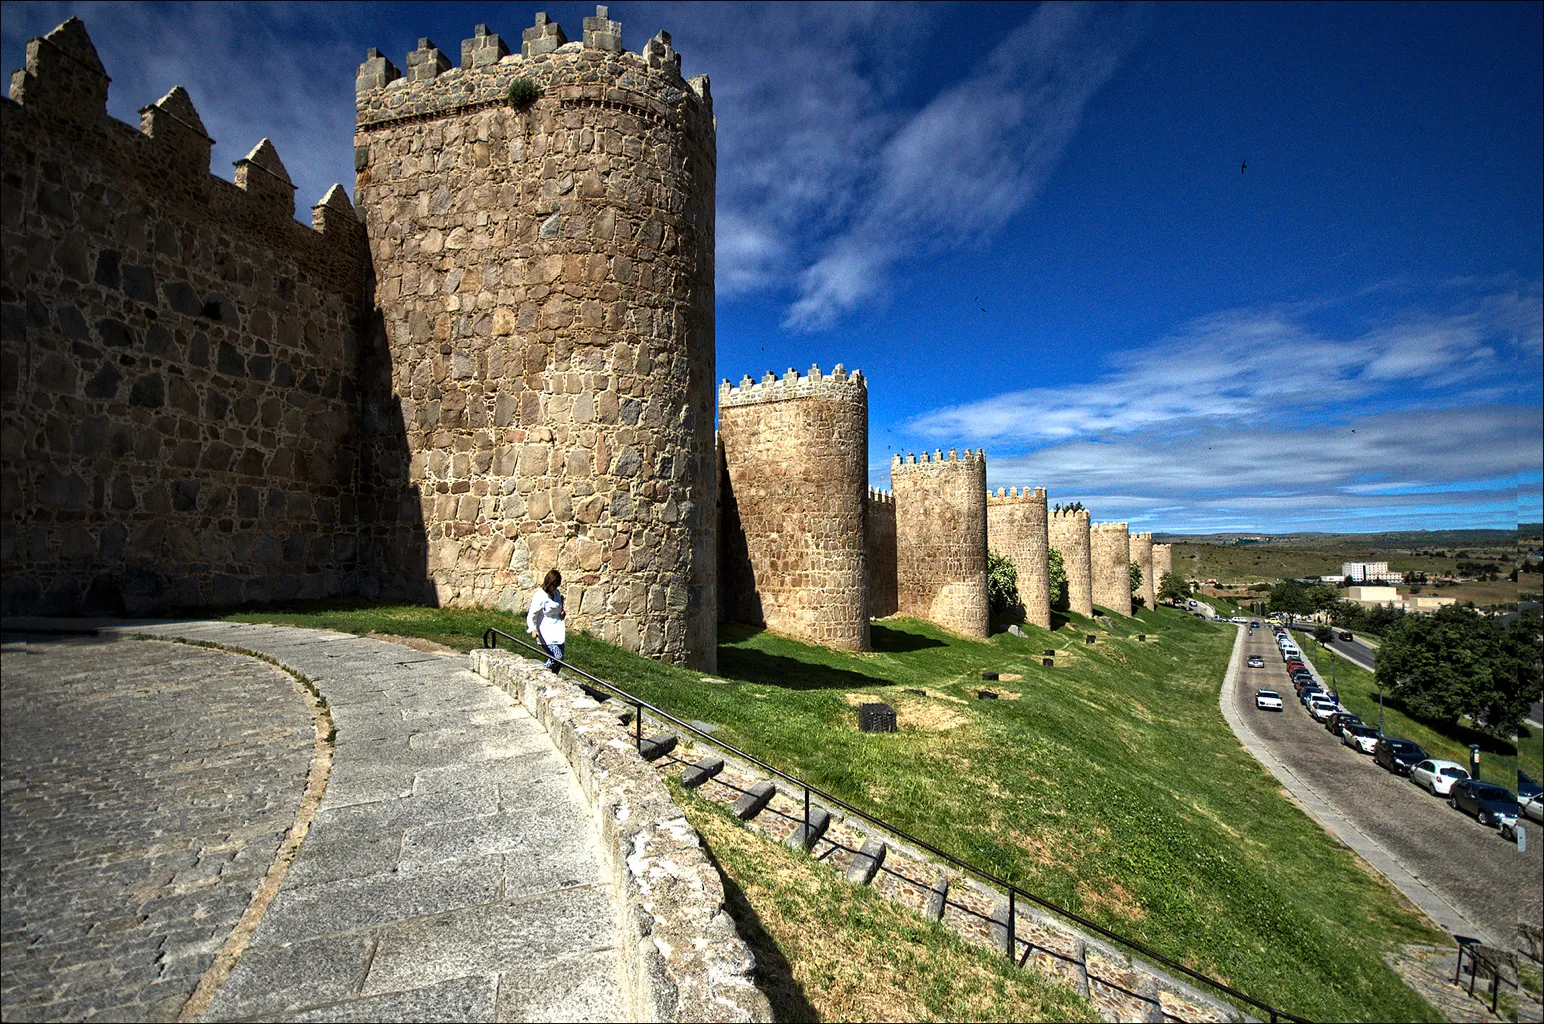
<box><xmin>1409</xmin><ymin>759</ymin><xmax>1470</xmax><ymax>796</ymax></box>
<box><xmin>1342</xmin><ymin>724</ymin><xmax>1380</xmax><ymax>753</ymax></box>
<box><xmin>1255</xmin><ymin>689</ymin><xmax>1284</xmax><ymax>711</ymax></box>
<box><xmin>1308</xmin><ymin>699</ymin><xmax>1341</xmax><ymax>721</ymax></box>
<box><xmin>1522</xmin><ymin>792</ymin><xmax>1544</xmax><ymax>825</ymax></box>
<box><xmin>1247</xmin><ymin>655</ymin><xmax>1265</xmax><ymax>668</ymax></box>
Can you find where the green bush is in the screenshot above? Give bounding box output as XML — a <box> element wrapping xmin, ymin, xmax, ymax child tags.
<box><xmin>988</xmin><ymin>550</ymin><xmax>1021</xmax><ymax>618</ymax></box>
<box><xmin>507</xmin><ymin>77</ymin><xmax>539</xmax><ymax>106</ymax></box>
<box><xmin>1048</xmin><ymin>548</ymin><xmax>1069</xmax><ymax>610</ymax></box>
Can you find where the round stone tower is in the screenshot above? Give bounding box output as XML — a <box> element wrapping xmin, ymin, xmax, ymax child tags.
<box><xmin>1090</xmin><ymin>521</ymin><xmax>1132</xmax><ymax>617</ymax></box>
<box><xmin>892</xmin><ymin>450</ymin><xmax>989</xmax><ymax>638</ymax></box>
<box><xmin>1152</xmin><ymin>542</ymin><xmax>1174</xmax><ymax>600</ymax></box>
<box><xmin>1130</xmin><ymin>531</ymin><xmax>1155</xmax><ymax>610</ymax></box>
<box><xmin>353</xmin><ymin>11</ymin><xmax>717</xmax><ymax>667</ymax></box>
<box><xmin>1049</xmin><ymin>506</ymin><xmax>1093</xmax><ymax>618</ymax></box>
<box><xmin>987</xmin><ymin>487</ymin><xmax>1050</xmax><ymax>629</ymax></box>
<box><xmin>718</xmin><ymin>366</ymin><xmax>869</xmax><ymax>650</ymax></box>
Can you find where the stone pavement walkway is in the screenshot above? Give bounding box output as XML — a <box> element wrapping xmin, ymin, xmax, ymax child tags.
<box><xmin>2</xmin><ymin>632</ymin><xmax>313</xmax><ymax>1022</ymax></box>
<box><xmin>1</xmin><ymin>619</ymin><xmax>628</xmax><ymax>1022</ymax></box>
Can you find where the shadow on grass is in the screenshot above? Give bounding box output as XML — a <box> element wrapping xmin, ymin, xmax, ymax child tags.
<box><xmin>871</xmin><ymin>623</ymin><xmax>946</xmax><ymax>653</ymax></box>
<box><xmin>717</xmin><ymin>644</ymin><xmax>886</xmax><ymax>691</ymax></box>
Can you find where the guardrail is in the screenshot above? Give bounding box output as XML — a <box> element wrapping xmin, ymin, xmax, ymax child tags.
<box><xmin>483</xmin><ymin>626</ymin><xmax>1311</xmax><ymax>1024</ymax></box>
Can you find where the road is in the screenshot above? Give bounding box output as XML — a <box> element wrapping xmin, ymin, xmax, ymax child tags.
<box><xmin>1284</xmin><ymin>621</ymin><xmax>1376</xmax><ymax>672</ymax></box>
<box><xmin>1230</xmin><ymin>625</ymin><xmax>1541</xmax><ymax>947</ymax></box>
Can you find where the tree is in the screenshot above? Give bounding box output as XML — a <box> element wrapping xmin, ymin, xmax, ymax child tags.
<box><xmin>1313</xmin><ymin>624</ymin><xmax>1333</xmax><ymax>645</ymax></box>
<box><xmin>1053</xmin><ymin>501</ymin><xmax>1086</xmax><ymax>514</ymax></box>
<box><xmin>1047</xmin><ymin>548</ymin><xmax>1069</xmax><ymax>610</ymax></box>
<box><xmin>1129</xmin><ymin>561</ymin><xmax>1143</xmax><ymax>594</ymax></box>
<box><xmin>1158</xmin><ymin>571</ymin><xmax>1189</xmax><ymax>606</ymax></box>
<box><xmin>987</xmin><ymin>550</ymin><xmax>1020</xmax><ymax>619</ymax></box>
<box><xmin>1376</xmin><ymin>605</ymin><xmax>1543</xmax><ymax>735</ymax></box>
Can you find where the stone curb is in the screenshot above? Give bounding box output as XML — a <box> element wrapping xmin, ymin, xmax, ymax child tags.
<box><xmin>471</xmin><ymin>649</ymin><xmax>771</xmax><ymax>1023</ymax></box>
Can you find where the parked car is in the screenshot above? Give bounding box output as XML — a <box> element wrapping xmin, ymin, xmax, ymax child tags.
<box><xmin>1374</xmin><ymin>738</ymin><xmax>1429</xmax><ymax>776</ymax></box>
<box><xmin>1410</xmin><ymin>759</ymin><xmax>1470</xmax><ymax>796</ymax></box>
<box><xmin>1449</xmin><ymin>780</ymin><xmax>1520</xmax><ymax>829</ymax></box>
<box><xmin>1309</xmin><ymin>699</ymin><xmax>1341</xmax><ymax>722</ymax></box>
<box><xmin>1518</xmin><ymin>771</ymin><xmax>1542</xmax><ymax>802</ymax></box>
<box><xmin>1299</xmin><ymin>687</ymin><xmax>1324</xmax><ymax>706</ymax></box>
<box><xmin>1326</xmin><ymin>712</ymin><xmax>1363</xmax><ymax>736</ymax></box>
<box><xmin>1520</xmin><ymin>791</ymin><xmax>1544</xmax><ymax>825</ymax></box>
<box><xmin>1342</xmin><ymin>724</ymin><xmax>1380</xmax><ymax>754</ymax></box>
<box><xmin>1247</xmin><ymin>655</ymin><xmax>1265</xmax><ymax>668</ymax></box>
<box><xmin>1255</xmin><ymin>690</ymin><xmax>1284</xmax><ymax>711</ymax></box>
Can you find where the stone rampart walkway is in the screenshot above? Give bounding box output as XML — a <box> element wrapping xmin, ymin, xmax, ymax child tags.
<box><xmin>1</xmin><ymin>619</ymin><xmax>627</xmax><ymax>1022</ymax></box>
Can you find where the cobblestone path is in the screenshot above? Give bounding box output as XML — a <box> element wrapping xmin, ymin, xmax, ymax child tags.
<box><xmin>2</xmin><ymin>632</ymin><xmax>314</xmax><ymax>1022</ymax></box>
<box><xmin>1</xmin><ymin>620</ymin><xmax>627</xmax><ymax>1022</ymax></box>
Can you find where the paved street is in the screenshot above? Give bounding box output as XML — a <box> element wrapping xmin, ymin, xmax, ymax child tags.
<box><xmin>2</xmin><ymin>633</ymin><xmax>314</xmax><ymax>1022</ymax></box>
<box><xmin>1</xmin><ymin>621</ymin><xmax>626</xmax><ymax>1023</ymax></box>
<box><xmin>1228</xmin><ymin>625</ymin><xmax>1542</xmax><ymax>947</ymax></box>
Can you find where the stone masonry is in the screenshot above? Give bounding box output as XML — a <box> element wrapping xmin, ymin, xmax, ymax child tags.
<box><xmin>718</xmin><ymin>366</ymin><xmax>869</xmax><ymax>650</ymax></box>
<box><xmin>892</xmin><ymin>449</ymin><xmax>988</xmax><ymax>638</ymax></box>
<box><xmin>1130</xmin><ymin>531</ymin><xmax>1155</xmax><ymax>611</ymax></box>
<box><xmin>1090</xmin><ymin>521</ymin><xmax>1132</xmax><ymax>617</ymax></box>
<box><xmin>353</xmin><ymin>11</ymin><xmax>718</xmax><ymax>668</ymax></box>
<box><xmin>1152</xmin><ymin>542</ymin><xmax>1173</xmax><ymax>599</ymax></box>
<box><xmin>1</xmin><ymin>19</ymin><xmax>373</xmax><ymax>615</ymax></box>
<box><xmin>1049</xmin><ymin>506</ymin><xmax>1094</xmax><ymax>618</ymax></box>
<box><xmin>865</xmin><ymin>488</ymin><xmax>897</xmax><ymax>618</ymax></box>
<box><xmin>986</xmin><ymin>487</ymin><xmax>1050</xmax><ymax>629</ymax></box>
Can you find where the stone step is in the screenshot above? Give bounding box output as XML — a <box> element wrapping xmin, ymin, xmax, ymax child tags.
<box><xmin>785</xmin><ymin>806</ymin><xmax>831</xmax><ymax>853</ymax></box>
<box><xmin>731</xmin><ymin>781</ymin><xmax>775</xmax><ymax>821</ymax></box>
<box><xmin>846</xmin><ymin>838</ymin><xmax>886</xmax><ymax>885</ymax></box>
<box><xmin>638</xmin><ymin>732</ymin><xmax>677</xmax><ymax>761</ymax></box>
<box><xmin>681</xmin><ymin>756</ymin><xmax>724</xmax><ymax>789</ymax></box>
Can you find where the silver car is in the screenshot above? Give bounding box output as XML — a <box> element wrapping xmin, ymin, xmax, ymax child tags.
<box><xmin>1409</xmin><ymin>759</ymin><xmax>1470</xmax><ymax>797</ymax></box>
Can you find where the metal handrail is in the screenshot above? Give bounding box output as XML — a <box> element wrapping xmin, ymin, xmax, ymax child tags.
<box><xmin>483</xmin><ymin>626</ymin><xmax>1311</xmax><ymax>1024</ymax></box>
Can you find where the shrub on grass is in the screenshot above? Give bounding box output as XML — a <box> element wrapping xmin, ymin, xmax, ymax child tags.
<box><xmin>988</xmin><ymin>550</ymin><xmax>1021</xmax><ymax>618</ymax></box>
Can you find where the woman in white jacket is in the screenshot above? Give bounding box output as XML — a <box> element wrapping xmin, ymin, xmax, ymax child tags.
<box><xmin>526</xmin><ymin>569</ymin><xmax>567</xmax><ymax>671</ymax></box>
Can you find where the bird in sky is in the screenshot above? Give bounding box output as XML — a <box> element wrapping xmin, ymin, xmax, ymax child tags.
<box><xmin>1241</xmin><ymin>160</ymin><xmax>1247</xmax><ymax>174</ymax></box>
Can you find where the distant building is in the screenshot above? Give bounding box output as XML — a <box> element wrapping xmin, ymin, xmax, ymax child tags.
<box><xmin>1402</xmin><ymin>595</ymin><xmax>1456</xmax><ymax>614</ymax></box>
<box><xmin>1320</xmin><ymin>574</ymin><xmax>1347</xmax><ymax>583</ymax></box>
<box><xmin>1345</xmin><ymin>585</ymin><xmax>1400</xmax><ymax>608</ymax></box>
<box><xmin>1342</xmin><ymin>561</ymin><xmax>1404</xmax><ymax>584</ymax></box>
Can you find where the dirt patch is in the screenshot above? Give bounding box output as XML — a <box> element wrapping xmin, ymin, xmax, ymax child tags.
<box><xmin>365</xmin><ymin>632</ymin><xmax>458</xmax><ymax>655</ymax></box>
<box><xmin>1000</xmin><ymin>673</ymin><xmax>1023</xmax><ymax>682</ymax></box>
<box><xmin>1077</xmin><ymin>877</ymin><xmax>1146</xmax><ymax>921</ymax></box>
<box><xmin>842</xmin><ymin>692</ymin><xmax>972</xmax><ymax>732</ymax></box>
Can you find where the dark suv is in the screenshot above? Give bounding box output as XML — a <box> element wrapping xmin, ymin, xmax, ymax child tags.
<box><xmin>1374</xmin><ymin>738</ymin><xmax>1428</xmax><ymax>776</ymax></box>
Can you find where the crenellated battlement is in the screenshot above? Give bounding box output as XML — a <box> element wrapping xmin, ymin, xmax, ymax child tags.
<box><xmin>891</xmin><ymin>448</ymin><xmax>988</xmax><ymax>472</ymax></box>
<box><xmin>720</xmin><ymin>365</ymin><xmax>866</xmax><ymax>408</ymax></box>
<box><xmin>1131</xmin><ymin>531</ymin><xmax>1153</xmax><ymax>541</ymax></box>
<box><xmin>4</xmin><ymin>19</ymin><xmax>358</xmax><ymax>261</ymax></box>
<box><xmin>868</xmin><ymin>487</ymin><xmax>894</xmax><ymax>506</ymax></box>
<box><xmin>354</xmin><ymin>8</ymin><xmax>711</xmax><ymax>131</ymax></box>
<box><xmin>1091</xmin><ymin>521</ymin><xmax>1130</xmax><ymax>533</ymax></box>
<box><xmin>987</xmin><ymin>486</ymin><xmax>1046</xmax><ymax>504</ymax></box>
<box><xmin>1050</xmin><ymin>506</ymin><xmax>1091</xmax><ymax>523</ymax></box>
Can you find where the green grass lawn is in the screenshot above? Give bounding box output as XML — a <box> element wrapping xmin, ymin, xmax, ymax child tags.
<box><xmin>1303</xmin><ymin>641</ymin><xmax>1543</xmax><ymax>785</ymax></box>
<box><xmin>225</xmin><ymin>600</ymin><xmax>1443</xmax><ymax>1022</ymax></box>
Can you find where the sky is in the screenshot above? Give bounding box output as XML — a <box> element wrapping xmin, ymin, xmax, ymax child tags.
<box><xmin>4</xmin><ymin>1</ymin><xmax>1540</xmax><ymax>535</ymax></box>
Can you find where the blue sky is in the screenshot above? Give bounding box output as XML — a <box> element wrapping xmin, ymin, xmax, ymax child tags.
<box><xmin>5</xmin><ymin>1</ymin><xmax>1540</xmax><ymax>534</ymax></box>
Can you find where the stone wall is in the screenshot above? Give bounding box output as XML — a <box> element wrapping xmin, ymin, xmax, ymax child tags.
<box><xmin>1152</xmin><ymin>542</ymin><xmax>1173</xmax><ymax>599</ymax></box>
<box><xmin>718</xmin><ymin>366</ymin><xmax>868</xmax><ymax>650</ymax></box>
<box><xmin>866</xmin><ymin>488</ymin><xmax>897</xmax><ymax>618</ymax></box>
<box><xmin>892</xmin><ymin>449</ymin><xmax>988</xmax><ymax>638</ymax></box>
<box><xmin>986</xmin><ymin>487</ymin><xmax>1049</xmax><ymax>629</ymax></box>
<box><xmin>0</xmin><ymin>19</ymin><xmax>376</xmax><ymax>615</ymax></box>
<box><xmin>1130</xmin><ymin>531</ymin><xmax>1155</xmax><ymax>611</ymax></box>
<box><xmin>1049</xmin><ymin>507</ymin><xmax>1093</xmax><ymax>617</ymax></box>
<box><xmin>353</xmin><ymin>12</ymin><xmax>718</xmax><ymax>667</ymax></box>
<box><xmin>1090</xmin><ymin>521</ymin><xmax>1132</xmax><ymax>617</ymax></box>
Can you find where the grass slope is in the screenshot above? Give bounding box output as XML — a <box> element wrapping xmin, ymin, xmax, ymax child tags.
<box><xmin>1303</xmin><ymin>642</ymin><xmax>1543</xmax><ymax>783</ymax></box>
<box><xmin>676</xmin><ymin>782</ymin><xmax>1099</xmax><ymax>1022</ymax></box>
<box><xmin>226</xmin><ymin>600</ymin><xmax>1442</xmax><ymax>1022</ymax></box>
